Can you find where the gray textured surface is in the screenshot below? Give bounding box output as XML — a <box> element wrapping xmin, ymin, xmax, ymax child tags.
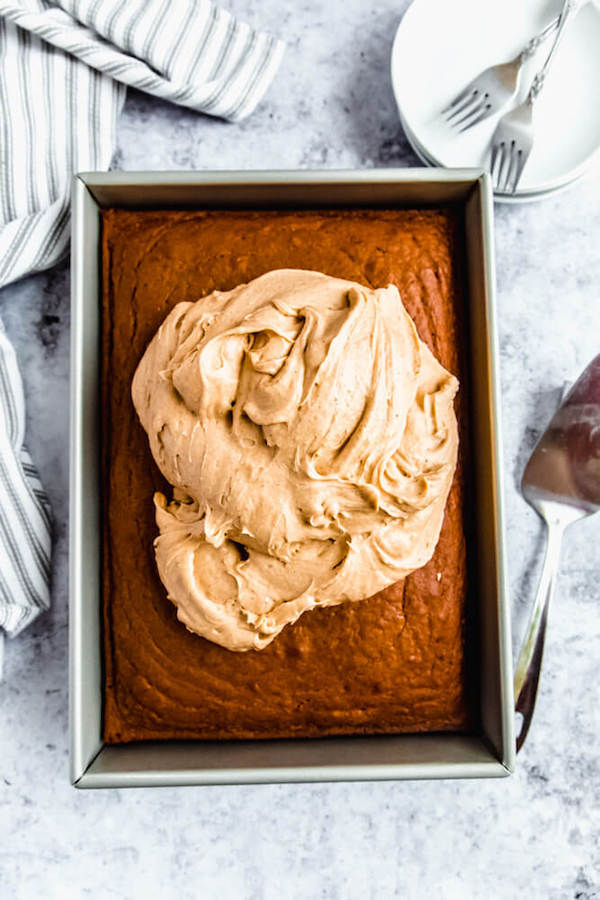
<box><xmin>1</xmin><ymin>1</ymin><xmax>599</xmax><ymax>897</ymax></box>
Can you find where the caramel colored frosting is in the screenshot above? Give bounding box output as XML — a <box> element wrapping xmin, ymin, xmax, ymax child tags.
<box><xmin>132</xmin><ymin>269</ymin><xmax>459</xmax><ymax>651</ymax></box>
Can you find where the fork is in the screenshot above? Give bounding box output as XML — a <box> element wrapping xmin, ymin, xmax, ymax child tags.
<box><xmin>443</xmin><ymin>14</ymin><xmax>560</xmax><ymax>132</ymax></box>
<box><xmin>490</xmin><ymin>0</ymin><xmax>579</xmax><ymax>193</ymax></box>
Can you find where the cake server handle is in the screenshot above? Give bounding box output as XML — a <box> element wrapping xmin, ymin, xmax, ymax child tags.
<box><xmin>513</xmin><ymin>517</ymin><xmax>564</xmax><ymax>753</ymax></box>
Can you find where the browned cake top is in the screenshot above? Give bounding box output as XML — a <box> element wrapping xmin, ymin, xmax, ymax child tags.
<box><xmin>102</xmin><ymin>207</ymin><xmax>472</xmax><ymax>743</ymax></box>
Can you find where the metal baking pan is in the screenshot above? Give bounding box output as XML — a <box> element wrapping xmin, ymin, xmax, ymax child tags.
<box><xmin>69</xmin><ymin>169</ymin><xmax>514</xmax><ymax>788</ymax></box>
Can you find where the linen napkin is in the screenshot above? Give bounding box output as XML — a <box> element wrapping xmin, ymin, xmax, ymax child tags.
<box><xmin>0</xmin><ymin>0</ymin><xmax>285</xmax><ymax>671</ymax></box>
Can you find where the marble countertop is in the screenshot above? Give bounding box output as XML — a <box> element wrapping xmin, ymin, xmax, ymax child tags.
<box><xmin>1</xmin><ymin>1</ymin><xmax>599</xmax><ymax>896</ymax></box>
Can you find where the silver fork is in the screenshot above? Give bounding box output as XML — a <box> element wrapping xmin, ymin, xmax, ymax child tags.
<box><xmin>443</xmin><ymin>15</ymin><xmax>560</xmax><ymax>132</ymax></box>
<box><xmin>490</xmin><ymin>0</ymin><xmax>579</xmax><ymax>193</ymax></box>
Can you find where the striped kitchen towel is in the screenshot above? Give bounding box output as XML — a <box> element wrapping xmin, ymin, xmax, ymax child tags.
<box><xmin>0</xmin><ymin>0</ymin><xmax>285</xmax><ymax>672</ymax></box>
<box><xmin>0</xmin><ymin>0</ymin><xmax>285</xmax><ymax>285</ymax></box>
<box><xmin>0</xmin><ymin>321</ymin><xmax>53</xmax><ymax>675</ymax></box>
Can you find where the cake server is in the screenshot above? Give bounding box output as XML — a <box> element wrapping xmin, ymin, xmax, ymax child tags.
<box><xmin>515</xmin><ymin>354</ymin><xmax>600</xmax><ymax>752</ymax></box>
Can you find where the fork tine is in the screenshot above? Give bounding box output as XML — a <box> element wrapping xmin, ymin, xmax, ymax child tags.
<box><xmin>452</xmin><ymin>95</ymin><xmax>488</xmax><ymax>130</ymax></box>
<box><xmin>491</xmin><ymin>144</ymin><xmax>501</xmax><ymax>191</ymax></box>
<box><xmin>458</xmin><ymin>100</ymin><xmax>492</xmax><ymax>133</ymax></box>
<box><xmin>511</xmin><ymin>148</ymin><xmax>527</xmax><ymax>193</ymax></box>
<box><xmin>490</xmin><ymin>141</ymin><xmax>500</xmax><ymax>180</ymax></box>
<box><xmin>502</xmin><ymin>141</ymin><xmax>516</xmax><ymax>193</ymax></box>
<box><xmin>449</xmin><ymin>94</ymin><xmax>483</xmax><ymax>125</ymax></box>
<box><xmin>496</xmin><ymin>140</ymin><xmax>509</xmax><ymax>192</ymax></box>
<box><xmin>499</xmin><ymin>141</ymin><xmax>512</xmax><ymax>193</ymax></box>
<box><xmin>442</xmin><ymin>85</ymin><xmax>472</xmax><ymax>114</ymax></box>
<box><xmin>504</xmin><ymin>143</ymin><xmax>517</xmax><ymax>193</ymax></box>
<box><xmin>500</xmin><ymin>143</ymin><xmax>513</xmax><ymax>193</ymax></box>
<box><xmin>445</xmin><ymin>90</ymin><xmax>479</xmax><ymax>123</ymax></box>
<box><xmin>492</xmin><ymin>141</ymin><xmax>506</xmax><ymax>192</ymax></box>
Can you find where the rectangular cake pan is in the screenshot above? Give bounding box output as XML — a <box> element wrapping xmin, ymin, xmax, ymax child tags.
<box><xmin>70</xmin><ymin>169</ymin><xmax>514</xmax><ymax>788</ymax></box>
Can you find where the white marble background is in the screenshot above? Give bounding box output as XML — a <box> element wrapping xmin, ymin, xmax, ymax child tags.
<box><xmin>1</xmin><ymin>1</ymin><xmax>599</xmax><ymax>897</ymax></box>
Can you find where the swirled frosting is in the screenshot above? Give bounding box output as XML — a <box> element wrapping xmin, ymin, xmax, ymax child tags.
<box><xmin>132</xmin><ymin>269</ymin><xmax>458</xmax><ymax>651</ymax></box>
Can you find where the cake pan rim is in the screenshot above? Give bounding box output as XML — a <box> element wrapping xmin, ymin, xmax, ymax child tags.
<box><xmin>69</xmin><ymin>167</ymin><xmax>513</xmax><ymax>787</ymax></box>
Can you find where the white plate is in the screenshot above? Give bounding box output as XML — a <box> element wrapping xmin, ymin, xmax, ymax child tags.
<box><xmin>404</xmin><ymin>121</ymin><xmax>590</xmax><ymax>202</ymax></box>
<box><xmin>400</xmin><ymin>102</ymin><xmax>593</xmax><ymax>203</ymax></box>
<box><xmin>391</xmin><ymin>0</ymin><xmax>600</xmax><ymax>199</ymax></box>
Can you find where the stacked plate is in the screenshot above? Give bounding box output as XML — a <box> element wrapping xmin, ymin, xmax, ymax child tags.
<box><xmin>391</xmin><ymin>0</ymin><xmax>600</xmax><ymax>203</ymax></box>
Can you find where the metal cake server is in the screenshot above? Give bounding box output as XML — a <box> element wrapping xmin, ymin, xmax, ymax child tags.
<box><xmin>515</xmin><ymin>354</ymin><xmax>600</xmax><ymax>752</ymax></box>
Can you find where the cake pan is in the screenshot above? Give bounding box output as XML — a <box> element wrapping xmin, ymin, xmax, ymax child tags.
<box><xmin>70</xmin><ymin>169</ymin><xmax>514</xmax><ymax>788</ymax></box>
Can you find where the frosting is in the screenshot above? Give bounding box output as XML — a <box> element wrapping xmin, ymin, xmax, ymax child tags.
<box><xmin>132</xmin><ymin>269</ymin><xmax>459</xmax><ymax>651</ymax></box>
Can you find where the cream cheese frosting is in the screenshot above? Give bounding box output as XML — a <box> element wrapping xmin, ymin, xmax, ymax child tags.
<box><xmin>132</xmin><ymin>269</ymin><xmax>459</xmax><ymax>651</ymax></box>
